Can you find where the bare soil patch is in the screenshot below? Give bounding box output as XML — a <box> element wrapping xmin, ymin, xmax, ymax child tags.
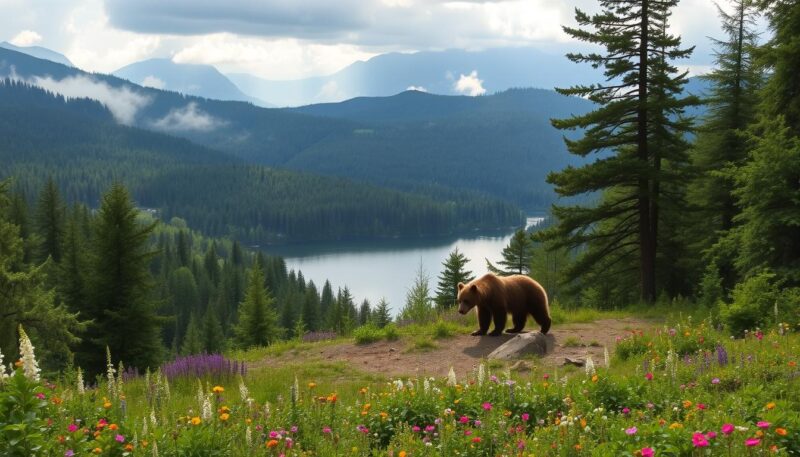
<box><xmin>253</xmin><ymin>318</ymin><xmax>657</xmax><ymax>379</ymax></box>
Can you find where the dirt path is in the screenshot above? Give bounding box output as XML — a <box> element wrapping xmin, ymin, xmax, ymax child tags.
<box><xmin>255</xmin><ymin>318</ymin><xmax>657</xmax><ymax>379</ymax></box>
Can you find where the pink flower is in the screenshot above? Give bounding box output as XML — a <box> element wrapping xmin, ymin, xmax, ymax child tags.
<box><xmin>645</xmin><ymin>372</ymin><xmax>653</xmax><ymax>381</ymax></box>
<box><xmin>542</xmin><ymin>374</ymin><xmax>550</xmax><ymax>380</ymax></box>
<box><xmin>322</xmin><ymin>426</ymin><xmax>332</xmax><ymax>434</ymax></box>
<box><xmin>412</xmin><ymin>426</ymin><xmax>421</xmax><ymax>432</ymax></box>
<box><xmin>697</xmin><ymin>403</ymin><xmax>707</xmax><ymax>410</ymax></box>
<box><xmin>459</xmin><ymin>416</ymin><xmax>469</xmax><ymax>424</ymax></box>
<box><xmin>464</xmin><ymin>430</ymin><xmax>473</xmax><ymax>436</ymax></box>
<box><xmin>474</xmin><ymin>420</ymin><xmax>482</xmax><ymax>427</ymax></box>
<box><xmin>692</xmin><ymin>432</ymin><xmax>709</xmax><ymax>447</ymax></box>
<box><xmin>425</xmin><ymin>425</ymin><xmax>435</xmax><ymax>432</ymax></box>
<box><xmin>757</xmin><ymin>421</ymin><xmax>770</xmax><ymax>429</ymax></box>
<box><xmin>482</xmin><ymin>402</ymin><xmax>492</xmax><ymax>411</ymax></box>
<box><xmin>517</xmin><ymin>440</ymin><xmax>525</xmax><ymax>450</ymax></box>
<box><xmin>641</xmin><ymin>447</ymin><xmax>654</xmax><ymax>457</ymax></box>
<box><xmin>290</xmin><ymin>425</ymin><xmax>298</xmax><ymax>433</ymax></box>
<box><xmin>626</xmin><ymin>426</ymin><xmax>638</xmax><ymax>435</ymax></box>
<box><xmin>622</xmin><ymin>407</ymin><xmax>631</xmax><ymax>415</ymax></box>
<box><xmin>707</xmin><ymin>431</ymin><xmax>717</xmax><ymax>439</ymax></box>
<box><xmin>711</xmin><ymin>378</ymin><xmax>720</xmax><ymax>385</ymax></box>
<box><xmin>521</xmin><ymin>413</ymin><xmax>530</xmax><ymax>422</ymax></box>
<box><xmin>721</xmin><ymin>423</ymin><xmax>734</xmax><ymax>435</ymax></box>
<box><xmin>67</xmin><ymin>424</ymin><xmax>78</xmax><ymax>433</ymax></box>
<box><xmin>269</xmin><ymin>431</ymin><xmax>280</xmax><ymax>439</ymax></box>
<box><xmin>35</xmin><ymin>393</ymin><xmax>46</xmax><ymax>400</ymax></box>
<box><xmin>745</xmin><ymin>438</ymin><xmax>761</xmax><ymax>447</ymax></box>
<box><xmin>115</xmin><ymin>434</ymin><xmax>125</xmax><ymax>443</ymax></box>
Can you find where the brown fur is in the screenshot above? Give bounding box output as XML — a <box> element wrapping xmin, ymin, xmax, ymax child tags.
<box><xmin>457</xmin><ymin>273</ymin><xmax>551</xmax><ymax>336</ymax></box>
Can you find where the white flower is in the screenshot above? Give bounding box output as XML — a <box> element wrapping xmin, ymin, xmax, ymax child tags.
<box><xmin>239</xmin><ymin>377</ymin><xmax>250</xmax><ymax>402</ymax></box>
<box><xmin>245</xmin><ymin>426</ymin><xmax>252</xmax><ymax>447</ymax></box>
<box><xmin>202</xmin><ymin>396</ymin><xmax>212</xmax><ymax>421</ymax></box>
<box><xmin>604</xmin><ymin>347</ymin><xmax>610</xmax><ymax>368</ymax></box>
<box><xmin>77</xmin><ymin>367</ymin><xmax>85</xmax><ymax>394</ymax></box>
<box><xmin>197</xmin><ymin>380</ymin><xmax>205</xmax><ymax>410</ymax></box>
<box><xmin>585</xmin><ymin>355</ymin><xmax>596</xmax><ymax>376</ymax></box>
<box><xmin>423</xmin><ymin>377</ymin><xmax>431</xmax><ymax>394</ymax></box>
<box><xmin>106</xmin><ymin>346</ymin><xmax>116</xmax><ymax>399</ymax></box>
<box><xmin>447</xmin><ymin>367</ymin><xmax>457</xmax><ymax>387</ymax></box>
<box><xmin>393</xmin><ymin>379</ymin><xmax>404</xmax><ymax>390</ymax></box>
<box><xmin>150</xmin><ymin>409</ymin><xmax>158</xmax><ymax>427</ymax></box>
<box><xmin>152</xmin><ymin>440</ymin><xmax>159</xmax><ymax>457</ymax></box>
<box><xmin>477</xmin><ymin>363</ymin><xmax>485</xmax><ymax>386</ymax></box>
<box><xmin>0</xmin><ymin>348</ymin><xmax>8</xmax><ymax>381</ymax></box>
<box><xmin>18</xmin><ymin>325</ymin><xmax>40</xmax><ymax>381</ymax></box>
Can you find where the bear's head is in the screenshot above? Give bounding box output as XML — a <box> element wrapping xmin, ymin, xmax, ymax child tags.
<box><xmin>456</xmin><ymin>282</ymin><xmax>479</xmax><ymax>315</ymax></box>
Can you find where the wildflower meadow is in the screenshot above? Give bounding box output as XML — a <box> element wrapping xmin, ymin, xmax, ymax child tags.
<box><xmin>1</xmin><ymin>317</ymin><xmax>798</xmax><ymax>456</ymax></box>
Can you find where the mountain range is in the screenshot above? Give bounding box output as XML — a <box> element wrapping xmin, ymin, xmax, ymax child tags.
<box><xmin>0</xmin><ymin>41</ymin><xmax>73</xmax><ymax>67</ymax></box>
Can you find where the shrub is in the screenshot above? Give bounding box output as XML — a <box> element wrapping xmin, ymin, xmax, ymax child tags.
<box><xmin>353</xmin><ymin>324</ymin><xmax>384</xmax><ymax>344</ymax></box>
<box><xmin>721</xmin><ymin>272</ymin><xmax>781</xmax><ymax>336</ymax></box>
<box><xmin>431</xmin><ymin>319</ymin><xmax>459</xmax><ymax>339</ymax></box>
<box><xmin>383</xmin><ymin>324</ymin><xmax>400</xmax><ymax>341</ymax></box>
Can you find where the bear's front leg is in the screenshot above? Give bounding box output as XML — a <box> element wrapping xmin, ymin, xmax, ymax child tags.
<box><xmin>488</xmin><ymin>308</ymin><xmax>507</xmax><ymax>336</ymax></box>
<box><xmin>471</xmin><ymin>306</ymin><xmax>491</xmax><ymax>336</ymax></box>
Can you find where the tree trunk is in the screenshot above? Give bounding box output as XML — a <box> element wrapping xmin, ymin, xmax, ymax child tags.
<box><xmin>638</xmin><ymin>0</ymin><xmax>656</xmax><ymax>303</ymax></box>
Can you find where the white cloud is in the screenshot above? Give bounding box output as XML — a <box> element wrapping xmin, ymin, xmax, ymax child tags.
<box><xmin>24</xmin><ymin>74</ymin><xmax>150</xmax><ymax>124</ymax></box>
<box><xmin>10</xmin><ymin>30</ymin><xmax>43</xmax><ymax>46</ymax></box>
<box><xmin>315</xmin><ymin>80</ymin><xmax>348</xmax><ymax>103</ymax></box>
<box><xmin>151</xmin><ymin>102</ymin><xmax>224</xmax><ymax>131</ymax></box>
<box><xmin>141</xmin><ymin>75</ymin><xmax>165</xmax><ymax>89</ymax></box>
<box><xmin>454</xmin><ymin>70</ymin><xmax>485</xmax><ymax>96</ymax></box>
<box><xmin>406</xmin><ymin>85</ymin><xmax>427</xmax><ymax>92</ymax></box>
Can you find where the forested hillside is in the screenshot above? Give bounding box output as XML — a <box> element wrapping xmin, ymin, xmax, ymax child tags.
<box><xmin>0</xmin><ymin>80</ymin><xmax>523</xmax><ymax>242</ymax></box>
<box><xmin>0</xmin><ymin>47</ymin><xmax>590</xmax><ymax>210</ymax></box>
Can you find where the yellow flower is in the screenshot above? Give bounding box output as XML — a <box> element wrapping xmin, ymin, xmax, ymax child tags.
<box><xmin>591</xmin><ymin>375</ymin><xmax>598</xmax><ymax>383</ymax></box>
<box><xmin>190</xmin><ymin>417</ymin><xmax>201</xmax><ymax>426</ymax></box>
<box><xmin>308</xmin><ymin>382</ymin><xmax>317</xmax><ymax>389</ymax></box>
<box><xmin>669</xmin><ymin>422</ymin><xmax>683</xmax><ymax>429</ymax></box>
<box><xmin>212</xmin><ymin>386</ymin><xmax>225</xmax><ymax>394</ymax></box>
<box><xmin>219</xmin><ymin>406</ymin><xmax>231</xmax><ymax>414</ymax></box>
<box><xmin>219</xmin><ymin>413</ymin><xmax>230</xmax><ymax>422</ymax></box>
<box><xmin>682</xmin><ymin>400</ymin><xmax>692</xmax><ymax>409</ymax></box>
<box><xmin>92</xmin><ymin>448</ymin><xmax>102</xmax><ymax>454</ymax></box>
<box><xmin>103</xmin><ymin>402</ymin><xmax>112</xmax><ymax>409</ymax></box>
<box><xmin>766</xmin><ymin>402</ymin><xmax>776</xmax><ymax>410</ymax></box>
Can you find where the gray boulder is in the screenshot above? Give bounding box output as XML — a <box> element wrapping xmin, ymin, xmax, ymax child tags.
<box><xmin>488</xmin><ymin>332</ymin><xmax>555</xmax><ymax>360</ymax></box>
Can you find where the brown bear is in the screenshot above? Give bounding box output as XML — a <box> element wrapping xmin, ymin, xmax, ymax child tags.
<box><xmin>457</xmin><ymin>273</ymin><xmax>551</xmax><ymax>336</ymax></box>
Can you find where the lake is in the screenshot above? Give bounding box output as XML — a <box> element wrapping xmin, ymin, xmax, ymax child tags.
<box><xmin>265</xmin><ymin>217</ymin><xmax>544</xmax><ymax>315</ymax></box>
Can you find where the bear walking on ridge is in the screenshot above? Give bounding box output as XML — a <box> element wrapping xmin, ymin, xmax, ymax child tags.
<box><xmin>457</xmin><ymin>273</ymin><xmax>551</xmax><ymax>336</ymax></box>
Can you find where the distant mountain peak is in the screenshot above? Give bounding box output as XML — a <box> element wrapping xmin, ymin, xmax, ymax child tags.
<box><xmin>0</xmin><ymin>41</ymin><xmax>73</xmax><ymax>67</ymax></box>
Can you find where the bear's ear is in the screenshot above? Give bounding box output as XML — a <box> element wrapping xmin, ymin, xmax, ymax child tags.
<box><xmin>457</xmin><ymin>282</ymin><xmax>465</xmax><ymax>291</ymax></box>
<box><xmin>470</xmin><ymin>284</ymin><xmax>478</xmax><ymax>293</ymax></box>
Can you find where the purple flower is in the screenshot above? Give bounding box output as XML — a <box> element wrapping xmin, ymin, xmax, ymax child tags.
<box><xmin>115</xmin><ymin>434</ymin><xmax>125</xmax><ymax>443</ymax></box>
<box><xmin>290</xmin><ymin>425</ymin><xmax>298</xmax><ymax>433</ymax></box>
<box><xmin>711</xmin><ymin>378</ymin><xmax>720</xmax><ymax>385</ymax></box>
<box><xmin>716</xmin><ymin>345</ymin><xmax>728</xmax><ymax>366</ymax></box>
<box><xmin>626</xmin><ymin>426</ymin><xmax>638</xmax><ymax>435</ymax></box>
<box><xmin>64</xmin><ymin>451</ymin><xmax>75</xmax><ymax>457</ymax></box>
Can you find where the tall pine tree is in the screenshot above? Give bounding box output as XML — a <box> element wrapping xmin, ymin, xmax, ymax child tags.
<box><xmin>542</xmin><ymin>0</ymin><xmax>697</xmax><ymax>302</ymax></box>
<box><xmin>435</xmin><ymin>247</ymin><xmax>475</xmax><ymax>309</ymax></box>
<box><xmin>35</xmin><ymin>178</ymin><xmax>65</xmax><ymax>263</ymax></box>
<box><xmin>235</xmin><ymin>262</ymin><xmax>279</xmax><ymax>347</ymax></box>
<box><xmin>486</xmin><ymin>230</ymin><xmax>534</xmax><ymax>276</ymax></box>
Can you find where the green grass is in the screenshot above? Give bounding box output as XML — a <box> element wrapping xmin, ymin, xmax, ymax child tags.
<box><xmin>562</xmin><ymin>336</ymin><xmax>583</xmax><ymax>347</ymax></box>
<box><xmin>406</xmin><ymin>337</ymin><xmax>438</xmax><ymax>352</ymax></box>
<box><xmin>353</xmin><ymin>324</ymin><xmax>384</xmax><ymax>344</ymax></box>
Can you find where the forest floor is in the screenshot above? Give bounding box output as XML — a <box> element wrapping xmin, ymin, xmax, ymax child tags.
<box><xmin>250</xmin><ymin>317</ymin><xmax>659</xmax><ymax>379</ymax></box>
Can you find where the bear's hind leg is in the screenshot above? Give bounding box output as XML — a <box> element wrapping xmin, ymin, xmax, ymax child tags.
<box><xmin>471</xmin><ymin>307</ymin><xmax>491</xmax><ymax>336</ymax></box>
<box><xmin>506</xmin><ymin>313</ymin><xmax>527</xmax><ymax>333</ymax></box>
<box><xmin>488</xmin><ymin>309</ymin><xmax>506</xmax><ymax>336</ymax></box>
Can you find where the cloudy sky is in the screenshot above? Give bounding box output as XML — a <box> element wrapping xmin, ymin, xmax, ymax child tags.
<box><xmin>2</xmin><ymin>0</ymin><xmax>748</xmax><ymax>80</ymax></box>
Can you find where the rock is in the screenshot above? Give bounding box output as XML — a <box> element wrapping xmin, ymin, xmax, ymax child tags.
<box><xmin>389</xmin><ymin>347</ymin><xmax>396</xmax><ymax>352</ymax></box>
<box><xmin>487</xmin><ymin>332</ymin><xmax>555</xmax><ymax>360</ymax></box>
<box><xmin>510</xmin><ymin>360</ymin><xmax>532</xmax><ymax>372</ymax></box>
<box><xmin>563</xmin><ymin>357</ymin><xmax>585</xmax><ymax>367</ymax></box>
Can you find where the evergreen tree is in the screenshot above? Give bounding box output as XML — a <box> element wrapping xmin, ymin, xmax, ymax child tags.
<box><xmin>358</xmin><ymin>299</ymin><xmax>372</xmax><ymax>326</ymax></box>
<box><xmin>0</xmin><ymin>180</ymin><xmax>85</xmax><ymax>371</ymax></box>
<box><xmin>685</xmin><ymin>0</ymin><xmax>762</xmax><ymax>292</ymax></box>
<box><xmin>202</xmin><ymin>308</ymin><xmax>226</xmax><ymax>353</ymax></box>
<box><xmin>435</xmin><ymin>247</ymin><xmax>475</xmax><ymax>309</ymax></box>
<box><xmin>400</xmin><ymin>262</ymin><xmax>434</xmax><ymax>322</ymax></box>
<box><xmin>35</xmin><ymin>178</ymin><xmax>65</xmax><ymax>263</ymax></box>
<box><xmin>301</xmin><ymin>281</ymin><xmax>321</xmax><ymax>331</ymax></box>
<box><xmin>176</xmin><ymin>230</ymin><xmax>190</xmax><ymax>267</ymax></box>
<box><xmin>372</xmin><ymin>298</ymin><xmax>392</xmax><ymax>328</ymax></box>
<box><xmin>486</xmin><ymin>230</ymin><xmax>535</xmax><ymax>277</ymax></box>
<box><xmin>320</xmin><ymin>280</ymin><xmax>335</xmax><ymax>327</ymax></box>
<box><xmin>758</xmin><ymin>0</ymin><xmax>800</xmax><ymax>134</ymax></box>
<box><xmin>181</xmin><ymin>313</ymin><xmax>204</xmax><ymax>355</ymax></box>
<box><xmin>83</xmin><ymin>184</ymin><xmax>163</xmax><ymax>373</ymax></box>
<box><xmin>235</xmin><ymin>262</ymin><xmax>279</xmax><ymax>347</ymax></box>
<box><xmin>167</xmin><ymin>267</ymin><xmax>200</xmax><ymax>349</ymax></box>
<box><xmin>203</xmin><ymin>242</ymin><xmax>220</xmax><ymax>285</ymax></box>
<box><xmin>541</xmin><ymin>0</ymin><xmax>697</xmax><ymax>302</ymax></box>
<box><xmin>59</xmin><ymin>210</ymin><xmax>88</xmax><ymax>315</ymax></box>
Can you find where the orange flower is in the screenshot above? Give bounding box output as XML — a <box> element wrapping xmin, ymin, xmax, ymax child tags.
<box><xmin>581</xmin><ymin>418</ymin><xmax>587</xmax><ymax>428</ymax></box>
<box><xmin>591</xmin><ymin>375</ymin><xmax>599</xmax><ymax>383</ymax></box>
<box><xmin>776</xmin><ymin>428</ymin><xmax>788</xmax><ymax>436</ymax></box>
<box><xmin>682</xmin><ymin>400</ymin><xmax>693</xmax><ymax>409</ymax></box>
<box><xmin>124</xmin><ymin>444</ymin><xmax>134</xmax><ymax>452</ymax></box>
<box><xmin>212</xmin><ymin>386</ymin><xmax>225</xmax><ymax>394</ymax></box>
<box><xmin>92</xmin><ymin>448</ymin><xmax>102</xmax><ymax>454</ymax></box>
<box><xmin>574</xmin><ymin>444</ymin><xmax>582</xmax><ymax>451</ymax></box>
<box><xmin>766</xmin><ymin>402</ymin><xmax>776</xmax><ymax>410</ymax></box>
<box><xmin>266</xmin><ymin>439</ymin><xmax>279</xmax><ymax>448</ymax></box>
<box><xmin>399</xmin><ymin>451</ymin><xmax>407</xmax><ymax>457</ymax></box>
<box><xmin>788</xmin><ymin>361</ymin><xmax>797</xmax><ymax>367</ymax></box>
<box><xmin>756</xmin><ymin>430</ymin><xmax>765</xmax><ymax>438</ymax></box>
<box><xmin>51</xmin><ymin>396</ymin><xmax>63</xmax><ymax>405</ymax></box>
<box><xmin>14</xmin><ymin>360</ymin><xmax>23</xmax><ymax>367</ymax></box>
<box><xmin>219</xmin><ymin>413</ymin><xmax>230</xmax><ymax>422</ymax></box>
<box><xmin>109</xmin><ymin>424</ymin><xmax>118</xmax><ymax>431</ymax></box>
<box><xmin>359</xmin><ymin>387</ymin><xmax>368</xmax><ymax>394</ymax></box>
<box><xmin>218</xmin><ymin>406</ymin><xmax>231</xmax><ymax>414</ymax></box>
<box><xmin>190</xmin><ymin>417</ymin><xmax>201</xmax><ymax>426</ymax></box>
